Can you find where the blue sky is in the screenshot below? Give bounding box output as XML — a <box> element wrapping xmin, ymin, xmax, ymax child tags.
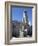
<box><xmin>11</xmin><ymin>6</ymin><xmax>32</xmax><ymax>25</ymax></box>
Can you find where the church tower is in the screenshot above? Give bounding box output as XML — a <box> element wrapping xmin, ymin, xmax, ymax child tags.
<box><xmin>23</xmin><ymin>11</ymin><xmax>28</xmax><ymax>24</ymax></box>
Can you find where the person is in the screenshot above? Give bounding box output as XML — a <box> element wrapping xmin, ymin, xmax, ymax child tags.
<box><xmin>23</xmin><ymin>23</ymin><xmax>32</xmax><ymax>37</ymax></box>
<box><xmin>23</xmin><ymin>23</ymin><xmax>28</xmax><ymax>37</ymax></box>
<box><xmin>23</xmin><ymin>28</ymin><xmax>28</xmax><ymax>37</ymax></box>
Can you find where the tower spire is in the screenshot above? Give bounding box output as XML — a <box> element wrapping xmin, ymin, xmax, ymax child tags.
<box><xmin>23</xmin><ymin>11</ymin><xmax>28</xmax><ymax>24</ymax></box>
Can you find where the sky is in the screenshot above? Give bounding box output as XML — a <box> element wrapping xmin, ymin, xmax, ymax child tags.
<box><xmin>11</xmin><ymin>6</ymin><xmax>32</xmax><ymax>25</ymax></box>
